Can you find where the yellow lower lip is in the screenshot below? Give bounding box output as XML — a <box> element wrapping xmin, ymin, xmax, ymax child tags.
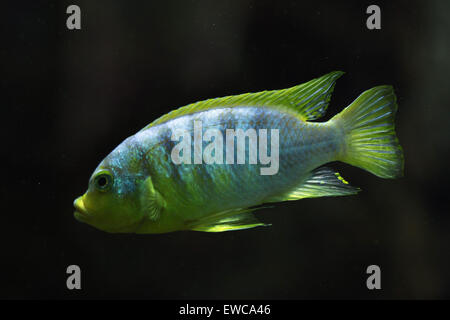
<box><xmin>73</xmin><ymin>196</ymin><xmax>89</xmax><ymax>218</ymax></box>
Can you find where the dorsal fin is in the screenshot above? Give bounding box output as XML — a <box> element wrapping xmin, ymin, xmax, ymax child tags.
<box><xmin>140</xmin><ymin>71</ymin><xmax>344</xmax><ymax>131</ymax></box>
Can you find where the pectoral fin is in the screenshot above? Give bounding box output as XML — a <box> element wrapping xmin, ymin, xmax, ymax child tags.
<box><xmin>189</xmin><ymin>207</ymin><xmax>270</xmax><ymax>232</ymax></box>
<box><xmin>140</xmin><ymin>176</ymin><xmax>165</xmax><ymax>221</ymax></box>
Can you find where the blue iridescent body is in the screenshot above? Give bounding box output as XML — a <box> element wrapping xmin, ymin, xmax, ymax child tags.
<box><xmin>125</xmin><ymin>106</ymin><xmax>341</xmax><ymax>223</ymax></box>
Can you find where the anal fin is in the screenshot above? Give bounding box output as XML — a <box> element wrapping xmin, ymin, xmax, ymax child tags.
<box><xmin>266</xmin><ymin>167</ymin><xmax>360</xmax><ymax>202</ymax></box>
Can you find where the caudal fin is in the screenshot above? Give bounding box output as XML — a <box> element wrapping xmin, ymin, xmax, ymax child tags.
<box><xmin>331</xmin><ymin>86</ymin><xmax>404</xmax><ymax>178</ymax></box>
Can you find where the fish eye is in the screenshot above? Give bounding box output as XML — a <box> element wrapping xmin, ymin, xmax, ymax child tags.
<box><xmin>93</xmin><ymin>171</ymin><xmax>113</xmax><ymax>192</ymax></box>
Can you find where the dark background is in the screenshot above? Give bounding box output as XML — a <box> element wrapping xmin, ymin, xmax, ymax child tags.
<box><xmin>2</xmin><ymin>0</ymin><xmax>449</xmax><ymax>299</ymax></box>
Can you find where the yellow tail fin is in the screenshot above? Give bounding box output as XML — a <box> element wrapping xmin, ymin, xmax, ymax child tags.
<box><xmin>332</xmin><ymin>86</ymin><xmax>404</xmax><ymax>178</ymax></box>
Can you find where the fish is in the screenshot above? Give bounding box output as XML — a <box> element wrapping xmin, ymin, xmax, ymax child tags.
<box><xmin>73</xmin><ymin>71</ymin><xmax>404</xmax><ymax>233</ymax></box>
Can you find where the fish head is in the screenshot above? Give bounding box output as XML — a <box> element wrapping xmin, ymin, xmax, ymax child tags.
<box><xmin>73</xmin><ymin>144</ymin><xmax>147</xmax><ymax>233</ymax></box>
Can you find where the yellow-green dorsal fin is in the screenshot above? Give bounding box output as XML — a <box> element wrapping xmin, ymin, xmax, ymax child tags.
<box><xmin>188</xmin><ymin>207</ymin><xmax>271</xmax><ymax>232</ymax></box>
<box><xmin>265</xmin><ymin>167</ymin><xmax>360</xmax><ymax>203</ymax></box>
<box><xmin>141</xmin><ymin>71</ymin><xmax>344</xmax><ymax>131</ymax></box>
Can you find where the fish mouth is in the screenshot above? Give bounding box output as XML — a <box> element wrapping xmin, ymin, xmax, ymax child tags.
<box><xmin>73</xmin><ymin>196</ymin><xmax>90</xmax><ymax>220</ymax></box>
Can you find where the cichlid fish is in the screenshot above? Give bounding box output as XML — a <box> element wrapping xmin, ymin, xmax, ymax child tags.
<box><xmin>73</xmin><ymin>71</ymin><xmax>404</xmax><ymax>233</ymax></box>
